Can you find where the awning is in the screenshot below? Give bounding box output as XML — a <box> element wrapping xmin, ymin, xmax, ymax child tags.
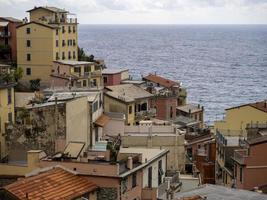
<box><xmin>0</xmin><ymin>22</ymin><xmax>9</xmax><ymax>27</ymax></box>
<box><xmin>63</xmin><ymin>142</ymin><xmax>85</xmax><ymax>158</ymax></box>
<box><xmin>95</xmin><ymin>114</ymin><xmax>110</xmax><ymax>127</ymax></box>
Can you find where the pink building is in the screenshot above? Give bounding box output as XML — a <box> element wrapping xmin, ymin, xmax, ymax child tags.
<box><xmin>0</xmin><ymin>17</ymin><xmax>22</xmax><ymax>62</ymax></box>
<box><xmin>233</xmin><ymin>136</ymin><xmax>267</xmax><ymax>190</ymax></box>
<box><xmin>102</xmin><ymin>68</ymin><xmax>129</xmax><ymax>86</ymax></box>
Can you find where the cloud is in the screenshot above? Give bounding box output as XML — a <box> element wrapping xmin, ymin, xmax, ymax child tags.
<box><xmin>0</xmin><ymin>0</ymin><xmax>267</xmax><ymax>24</ymax></box>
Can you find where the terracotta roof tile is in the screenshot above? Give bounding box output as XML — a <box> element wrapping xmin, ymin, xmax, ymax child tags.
<box><xmin>143</xmin><ymin>74</ymin><xmax>179</xmax><ymax>88</ymax></box>
<box><xmin>4</xmin><ymin>167</ymin><xmax>97</xmax><ymax>200</ymax></box>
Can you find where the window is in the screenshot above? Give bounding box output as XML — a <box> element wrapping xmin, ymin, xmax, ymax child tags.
<box><xmin>93</xmin><ymin>79</ymin><xmax>97</xmax><ymax>87</ymax></box>
<box><xmin>83</xmin><ymin>80</ymin><xmax>87</xmax><ymax>87</ymax></box>
<box><xmin>158</xmin><ymin>160</ymin><xmax>163</xmax><ymax>185</ymax></box>
<box><xmin>93</xmin><ymin>101</ymin><xmax>98</xmax><ymax>112</ymax></box>
<box><xmin>73</xmin><ymin>51</ymin><xmax>76</xmax><ymax>59</ymax></box>
<box><xmin>74</xmin><ymin>67</ymin><xmax>81</xmax><ymax>73</ymax></box>
<box><xmin>68</xmin><ymin>51</ymin><xmax>71</xmax><ymax>59</ymax></box>
<box><xmin>62</xmin><ymin>26</ymin><xmax>65</xmax><ymax>33</ymax></box>
<box><xmin>8</xmin><ymin>112</ymin><xmax>12</xmax><ymax>123</ymax></box>
<box><xmin>103</xmin><ymin>76</ymin><xmax>107</xmax><ymax>84</ymax></box>
<box><xmin>73</xmin><ymin>26</ymin><xmax>76</xmax><ymax>33</ymax></box>
<box><xmin>240</xmin><ymin>167</ymin><xmax>243</xmax><ymax>183</ymax></box>
<box><xmin>26</xmin><ymin>40</ymin><xmax>31</xmax><ymax>47</ymax></box>
<box><xmin>26</xmin><ymin>68</ymin><xmax>31</xmax><ymax>75</ymax></box>
<box><xmin>62</xmin><ymin>52</ymin><xmax>65</xmax><ymax>60</ymax></box>
<box><xmin>84</xmin><ymin>66</ymin><xmax>90</xmax><ymax>73</ymax></box>
<box><xmin>129</xmin><ymin>105</ymin><xmax>132</xmax><ymax>114</ymax></box>
<box><xmin>199</xmin><ymin>113</ymin><xmax>202</xmax><ymax>121</ymax></box>
<box><xmin>27</xmin><ymin>53</ymin><xmax>31</xmax><ymax>61</ymax></box>
<box><xmin>56</xmin><ymin>52</ymin><xmax>59</xmax><ymax>60</ymax></box>
<box><xmin>62</xmin><ymin>40</ymin><xmax>65</xmax><ymax>46</ymax></box>
<box><xmin>148</xmin><ymin>166</ymin><xmax>152</xmax><ymax>188</ymax></box>
<box><xmin>26</xmin><ymin>27</ymin><xmax>30</xmax><ymax>34</ymax></box>
<box><xmin>132</xmin><ymin>172</ymin><xmax>137</xmax><ymax>188</ymax></box>
<box><xmin>56</xmin><ymin>40</ymin><xmax>59</xmax><ymax>47</ymax></box>
<box><xmin>7</xmin><ymin>88</ymin><xmax>12</xmax><ymax>104</ymax></box>
<box><xmin>73</xmin><ymin>39</ymin><xmax>76</xmax><ymax>46</ymax></box>
<box><xmin>56</xmin><ymin>29</ymin><xmax>59</xmax><ymax>35</ymax></box>
<box><xmin>170</xmin><ymin>106</ymin><xmax>173</xmax><ymax>118</ymax></box>
<box><xmin>68</xmin><ymin>26</ymin><xmax>71</xmax><ymax>33</ymax></box>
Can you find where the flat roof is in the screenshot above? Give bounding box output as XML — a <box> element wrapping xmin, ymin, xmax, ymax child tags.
<box><xmin>120</xmin><ymin>147</ymin><xmax>167</xmax><ymax>163</ymax></box>
<box><xmin>54</xmin><ymin>60</ymin><xmax>95</xmax><ymax>66</ymax></box>
<box><xmin>102</xmin><ymin>68</ymin><xmax>128</xmax><ymax>74</ymax></box>
<box><xmin>105</xmin><ymin>84</ymin><xmax>153</xmax><ymax>103</ymax></box>
<box><xmin>48</xmin><ymin>91</ymin><xmax>99</xmax><ymax>102</ymax></box>
<box><xmin>173</xmin><ymin>184</ymin><xmax>267</xmax><ymax>200</ymax></box>
<box><xmin>177</xmin><ymin>104</ymin><xmax>203</xmax><ymax>113</ymax></box>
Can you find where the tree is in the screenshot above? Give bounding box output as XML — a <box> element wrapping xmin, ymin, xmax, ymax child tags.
<box><xmin>13</xmin><ymin>67</ymin><xmax>23</xmax><ymax>82</ymax></box>
<box><xmin>78</xmin><ymin>46</ymin><xmax>94</xmax><ymax>62</ymax></box>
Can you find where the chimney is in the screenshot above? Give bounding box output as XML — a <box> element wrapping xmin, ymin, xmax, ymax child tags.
<box><xmin>127</xmin><ymin>156</ymin><xmax>133</xmax><ymax>170</ymax></box>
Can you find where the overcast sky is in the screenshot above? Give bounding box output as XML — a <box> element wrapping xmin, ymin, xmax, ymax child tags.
<box><xmin>1</xmin><ymin>0</ymin><xmax>267</xmax><ymax>24</ymax></box>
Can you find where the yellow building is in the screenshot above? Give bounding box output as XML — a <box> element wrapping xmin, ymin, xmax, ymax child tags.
<box><xmin>104</xmin><ymin>84</ymin><xmax>154</xmax><ymax>125</ymax></box>
<box><xmin>214</xmin><ymin>101</ymin><xmax>267</xmax><ymax>187</ymax></box>
<box><xmin>51</xmin><ymin>60</ymin><xmax>103</xmax><ymax>88</ymax></box>
<box><xmin>0</xmin><ymin>82</ymin><xmax>15</xmax><ymax>159</ymax></box>
<box><xmin>215</xmin><ymin>101</ymin><xmax>267</xmax><ymax>137</ymax></box>
<box><xmin>17</xmin><ymin>6</ymin><xmax>78</xmax><ymax>87</ymax></box>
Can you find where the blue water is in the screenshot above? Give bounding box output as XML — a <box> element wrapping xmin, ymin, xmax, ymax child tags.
<box><xmin>78</xmin><ymin>25</ymin><xmax>267</xmax><ymax>124</ymax></box>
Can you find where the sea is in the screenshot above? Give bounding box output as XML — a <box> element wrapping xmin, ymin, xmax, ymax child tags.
<box><xmin>78</xmin><ymin>25</ymin><xmax>267</xmax><ymax>124</ymax></box>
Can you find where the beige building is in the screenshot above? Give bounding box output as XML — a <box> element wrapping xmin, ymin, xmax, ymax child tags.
<box><xmin>177</xmin><ymin>104</ymin><xmax>204</xmax><ymax>128</ymax></box>
<box><xmin>122</xmin><ymin>125</ymin><xmax>185</xmax><ymax>172</ymax></box>
<box><xmin>104</xmin><ymin>84</ymin><xmax>154</xmax><ymax>125</ymax></box>
<box><xmin>17</xmin><ymin>6</ymin><xmax>78</xmax><ymax>87</ymax></box>
<box><xmin>0</xmin><ymin>81</ymin><xmax>15</xmax><ymax>159</ymax></box>
<box><xmin>51</xmin><ymin>60</ymin><xmax>102</xmax><ymax>88</ymax></box>
<box><xmin>214</xmin><ymin>101</ymin><xmax>267</xmax><ymax>137</ymax></box>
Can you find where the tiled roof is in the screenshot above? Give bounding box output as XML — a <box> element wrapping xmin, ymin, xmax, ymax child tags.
<box><xmin>226</xmin><ymin>101</ymin><xmax>267</xmax><ymax>113</ymax></box>
<box><xmin>27</xmin><ymin>6</ymin><xmax>68</xmax><ymax>13</ymax></box>
<box><xmin>4</xmin><ymin>167</ymin><xmax>97</xmax><ymax>200</ymax></box>
<box><xmin>143</xmin><ymin>74</ymin><xmax>179</xmax><ymax>88</ymax></box>
<box><xmin>0</xmin><ymin>17</ymin><xmax>22</xmax><ymax>23</ymax></box>
<box><xmin>105</xmin><ymin>84</ymin><xmax>153</xmax><ymax>103</ymax></box>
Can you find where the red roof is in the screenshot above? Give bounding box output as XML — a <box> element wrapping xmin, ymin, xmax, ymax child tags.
<box><xmin>4</xmin><ymin>167</ymin><xmax>97</xmax><ymax>200</ymax></box>
<box><xmin>143</xmin><ymin>74</ymin><xmax>179</xmax><ymax>88</ymax></box>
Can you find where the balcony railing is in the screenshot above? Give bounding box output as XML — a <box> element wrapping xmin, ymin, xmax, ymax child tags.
<box><xmin>233</xmin><ymin>149</ymin><xmax>248</xmax><ymax>165</ymax></box>
<box><xmin>135</xmin><ymin>109</ymin><xmax>157</xmax><ymax>120</ymax></box>
<box><xmin>0</xmin><ymin>31</ymin><xmax>11</xmax><ymax>37</ymax></box>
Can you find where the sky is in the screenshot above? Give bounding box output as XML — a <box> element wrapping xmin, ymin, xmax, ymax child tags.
<box><xmin>0</xmin><ymin>0</ymin><xmax>267</xmax><ymax>24</ymax></box>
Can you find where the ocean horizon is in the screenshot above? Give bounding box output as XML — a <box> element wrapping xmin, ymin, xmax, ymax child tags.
<box><xmin>78</xmin><ymin>24</ymin><xmax>267</xmax><ymax>124</ymax></box>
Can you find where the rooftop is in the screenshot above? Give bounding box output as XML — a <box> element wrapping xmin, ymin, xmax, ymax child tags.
<box><xmin>27</xmin><ymin>6</ymin><xmax>68</xmax><ymax>13</ymax></box>
<box><xmin>102</xmin><ymin>68</ymin><xmax>128</xmax><ymax>74</ymax></box>
<box><xmin>247</xmin><ymin>135</ymin><xmax>267</xmax><ymax>146</ymax></box>
<box><xmin>174</xmin><ymin>184</ymin><xmax>267</xmax><ymax>200</ymax></box>
<box><xmin>226</xmin><ymin>100</ymin><xmax>267</xmax><ymax>113</ymax></box>
<box><xmin>105</xmin><ymin>84</ymin><xmax>153</xmax><ymax>103</ymax></box>
<box><xmin>54</xmin><ymin>60</ymin><xmax>95</xmax><ymax>66</ymax></box>
<box><xmin>48</xmin><ymin>91</ymin><xmax>99</xmax><ymax>102</ymax></box>
<box><xmin>0</xmin><ymin>17</ymin><xmax>22</xmax><ymax>23</ymax></box>
<box><xmin>177</xmin><ymin>104</ymin><xmax>203</xmax><ymax>114</ymax></box>
<box><xmin>4</xmin><ymin>166</ymin><xmax>97</xmax><ymax>200</ymax></box>
<box><xmin>143</xmin><ymin>74</ymin><xmax>179</xmax><ymax>88</ymax></box>
<box><xmin>120</xmin><ymin>148</ymin><xmax>167</xmax><ymax>163</ymax></box>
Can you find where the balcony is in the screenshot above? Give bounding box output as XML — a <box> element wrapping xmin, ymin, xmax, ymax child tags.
<box><xmin>0</xmin><ymin>31</ymin><xmax>11</xmax><ymax>38</ymax></box>
<box><xmin>233</xmin><ymin>149</ymin><xmax>248</xmax><ymax>165</ymax></box>
<box><xmin>135</xmin><ymin>108</ymin><xmax>157</xmax><ymax>121</ymax></box>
